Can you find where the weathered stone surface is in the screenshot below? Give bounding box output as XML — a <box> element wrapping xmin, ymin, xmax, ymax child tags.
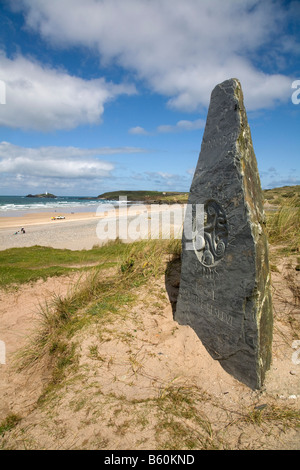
<box><xmin>175</xmin><ymin>78</ymin><xmax>273</xmax><ymax>390</ymax></box>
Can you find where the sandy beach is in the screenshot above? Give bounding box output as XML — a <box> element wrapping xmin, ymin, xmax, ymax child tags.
<box><xmin>0</xmin><ymin>205</ymin><xmax>186</xmax><ymax>251</ymax></box>
<box><xmin>0</xmin><ymin>212</ymin><xmax>104</xmax><ymax>251</ymax></box>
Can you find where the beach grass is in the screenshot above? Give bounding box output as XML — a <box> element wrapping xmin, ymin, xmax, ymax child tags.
<box><xmin>263</xmin><ymin>184</ymin><xmax>300</xmax><ymax>207</ymax></box>
<box><xmin>14</xmin><ymin>238</ymin><xmax>181</xmax><ymax>372</ymax></box>
<box><xmin>266</xmin><ymin>194</ymin><xmax>300</xmax><ymax>254</ymax></box>
<box><xmin>0</xmin><ymin>240</ymin><xmax>129</xmax><ymax>288</ymax></box>
<box><xmin>0</xmin><ymin>414</ymin><xmax>22</xmax><ymax>437</ymax></box>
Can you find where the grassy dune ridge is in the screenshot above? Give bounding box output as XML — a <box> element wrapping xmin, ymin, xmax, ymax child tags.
<box><xmin>97</xmin><ymin>185</ymin><xmax>300</xmax><ymax>205</ymax></box>
<box><xmin>97</xmin><ymin>190</ymin><xmax>189</xmax><ymax>204</ymax></box>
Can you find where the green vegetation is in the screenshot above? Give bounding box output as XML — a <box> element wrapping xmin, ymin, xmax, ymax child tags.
<box><xmin>265</xmin><ymin>190</ymin><xmax>300</xmax><ymax>253</ymax></box>
<box><xmin>98</xmin><ymin>185</ymin><xmax>300</xmax><ymax>206</ymax></box>
<box><xmin>263</xmin><ymin>184</ymin><xmax>300</xmax><ymax>206</ymax></box>
<box><xmin>0</xmin><ymin>414</ymin><xmax>21</xmax><ymax>436</ymax></box>
<box><xmin>15</xmin><ymin>239</ymin><xmax>179</xmax><ymax>373</ymax></box>
<box><xmin>242</xmin><ymin>404</ymin><xmax>300</xmax><ymax>430</ymax></box>
<box><xmin>0</xmin><ymin>242</ymin><xmax>128</xmax><ymax>288</ymax></box>
<box><xmin>154</xmin><ymin>385</ymin><xmax>218</xmax><ymax>450</ymax></box>
<box><xmin>97</xmin><ymin>190</ymin><xmax>189</xmax><ymax>204</ymax></box>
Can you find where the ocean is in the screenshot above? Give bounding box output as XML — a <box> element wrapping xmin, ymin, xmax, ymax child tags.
<box><xmin>0</xmin><ymin>195</ymin><xmax>119</xmax><ymax>217</ymax></box>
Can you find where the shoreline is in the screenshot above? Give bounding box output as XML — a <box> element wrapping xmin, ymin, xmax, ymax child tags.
<box><xmin>0</xmin><ymin>205</ymin><xmax>186</xmax><ymax>251</ymax></box>
<box><xmin>0</xmin><ymin>210</ymin><xmax>102</xmax><ymax>229</ymax></box>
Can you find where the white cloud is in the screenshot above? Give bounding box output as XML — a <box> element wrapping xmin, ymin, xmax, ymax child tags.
<box><xmin>157</xmin><ymin>119</ymin><xmax>205</xmax><ymax>133</ymax></box>
<box><xmin>14</xmin><ymin>0</ymin><xmax>294</xmax><ymax>112</ymax></box>
<box><xmin>129</xmin><ymin>119</ymin><xmax>205</xmax><ymax>135</ymax></box>
<box><xmin>142</xmin><ymin>170</ymin><xmax>191</xmax><ymax>190</ymax></box>
<box><xmin>0</xmin><ymin>51</ymin><xmax>136</xmax><ymax>130</ymax></box>
<box><xmin>0</xmin><ymin>142</ymin><xmax>146</xmax><ymax>193</ymax></box>
<box><xmin>0</xmin><ymin>141</ymin><xmax>114</xmax><ymax>179</ymax></box>
<box><xmin>129</xmin><ymin>126</ymin><xmax>150</xmax><ymax>135</ymax></box>
<box><xmin>259</xmin><ymin>165</ymin><xmax>300</xmax><ymax>189</ymax></box>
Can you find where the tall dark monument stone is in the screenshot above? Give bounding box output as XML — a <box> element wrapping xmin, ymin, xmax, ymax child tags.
<box><xmin>175</xmin><ymin>78</ymin><xmax>273</xmax><ymax>389</ymax></box>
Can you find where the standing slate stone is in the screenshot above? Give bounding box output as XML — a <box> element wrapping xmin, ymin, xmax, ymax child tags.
<box><xmin>175</xmin><ymin>78</ymin><xmax>273</xmax><ymax>390</ymax></box>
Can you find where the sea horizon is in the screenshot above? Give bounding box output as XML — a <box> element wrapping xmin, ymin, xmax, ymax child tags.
<box><xmin>0</xmin><ymin>194</ymin><xmax>122</xmax><ymax>217</ymax></box>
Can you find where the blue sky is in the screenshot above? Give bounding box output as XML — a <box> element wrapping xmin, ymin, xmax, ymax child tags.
<box><xmin>0</xmin><ymin>0</ymin><xmax>299</xmax><ymax>196</ymax></box>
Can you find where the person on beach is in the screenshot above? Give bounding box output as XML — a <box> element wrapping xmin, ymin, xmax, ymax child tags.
<box><xmin>14</xmin><ymin>228</ymin><xmax>25</xmax><ymax>235</ymax></box>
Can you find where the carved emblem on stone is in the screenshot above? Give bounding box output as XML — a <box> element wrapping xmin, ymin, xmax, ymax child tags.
<box><xmin>193</xmin><ymin>200</ymin><xmax>228</xmax><ymax>267</ymax></box>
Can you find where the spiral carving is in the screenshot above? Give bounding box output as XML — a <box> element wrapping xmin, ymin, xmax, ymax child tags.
<box><xmin>193</xmin><ymin>200</ymin><xmax>228</xmax><ymax>267</ymax></box>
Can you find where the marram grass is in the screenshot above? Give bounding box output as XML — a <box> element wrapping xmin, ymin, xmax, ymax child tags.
<box><xmin>266</xmin><ymin>195</ymin><xmax>300</xmax><ymax>252</ymax></box>
<box><xmin>14</xmin><ymin>238</ymin><xmax>181</xmax><ymax>373</ymax></box>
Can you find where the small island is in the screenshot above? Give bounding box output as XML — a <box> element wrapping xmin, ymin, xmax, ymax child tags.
<box><xmin>26</xmin><ymin>193</ymin><xmax>57</xmax><ymax>198</ymax></box>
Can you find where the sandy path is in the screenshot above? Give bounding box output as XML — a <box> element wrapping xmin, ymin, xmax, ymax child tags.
<box><xmin>0</xmin><ymin>274</ymin><xmax>80</xmax><ymax>421</ymax></box>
